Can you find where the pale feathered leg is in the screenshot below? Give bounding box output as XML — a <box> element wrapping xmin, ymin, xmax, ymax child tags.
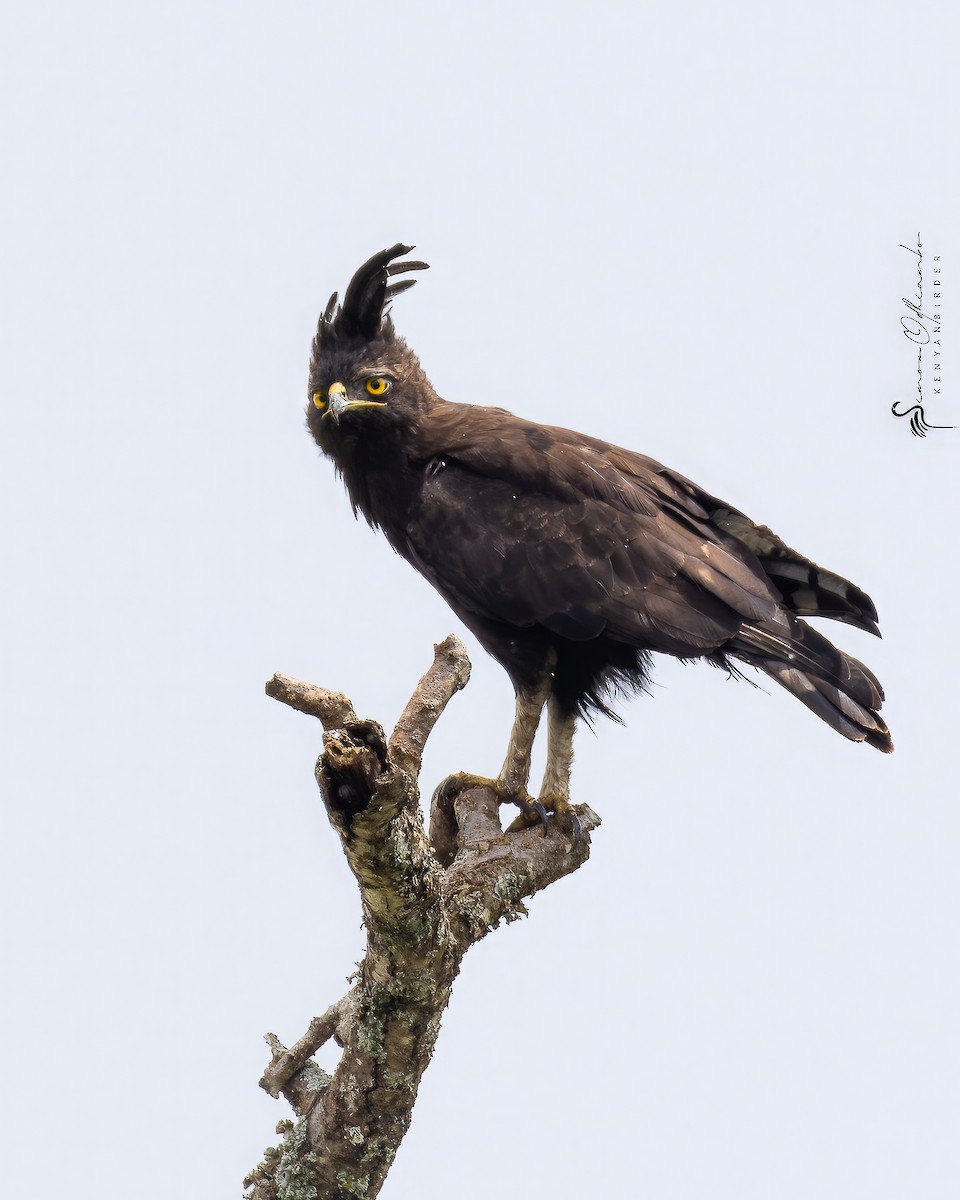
<box><xmin>496</xmin><ymin>678</ymin><xmax>552</xmax><ymax>797</ymax></box>
<box><xmin>535</xmin><ymin>698</ymin><xmax>581</xmax><ymax>838</ymax></box>
<box><xmin>504</xmin><ymin>695</ymin><xmax>581</xmax><ymax>837</ymax></box>
<box><xmin>436</xmin><ymin>676</ymin><xmax>553</xmax><ymax>831</ymax></box>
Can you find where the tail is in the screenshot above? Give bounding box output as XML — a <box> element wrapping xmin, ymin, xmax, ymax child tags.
<box><xmin>729</xmin><ymin>615</ymin><xmax>893</xmax><ymax>752</ymax></box>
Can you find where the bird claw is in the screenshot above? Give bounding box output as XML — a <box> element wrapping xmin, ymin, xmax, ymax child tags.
<box><xmin>505</xmin><ymin>793</ymin><xmax>581</xmax><ymax>842</ymax></box>
<box><xmin>563</xmin><ymin>808</ymin><xmax>583</xmax><ymax>842</ymax></box>
<box><xmin>542</xmin><ymin>797</ymin><xmax>582</xmax><ymax>842</ymax></box>
<box><xmin>435</xmin><ymin>775</ymin><xmax>582</xmax><ymax>842</ymax></box>
<box><xmin>513</xmin><ymin>796</ymin><xmax>552</xmax><ymax>835</ymax></box>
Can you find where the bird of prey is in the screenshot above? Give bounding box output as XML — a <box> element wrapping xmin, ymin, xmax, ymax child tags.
<box><xmin>306</xmin><ymin>244</ymin><xmax>891</xmax><ymax>832</ymax></box>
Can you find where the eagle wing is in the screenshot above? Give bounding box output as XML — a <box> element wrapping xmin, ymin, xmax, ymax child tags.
<box><xmin>403</xmin><ymin>407</ymin><xmax>793</xmax><ymax>657</ymax></box>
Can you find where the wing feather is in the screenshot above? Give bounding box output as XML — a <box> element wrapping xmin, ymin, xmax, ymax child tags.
<box><xmin>409</xmin><ymin>403</ymin><xmax>877</xmax><ymax>644</ymax></box>
<box><xmin>403</xmin><ymin>447</ymin><xmax>765</xmax><ymax>656</ymax></box>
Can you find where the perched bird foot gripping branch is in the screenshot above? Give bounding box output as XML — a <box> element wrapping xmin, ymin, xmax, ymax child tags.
<box><xmin>306</xmin><ymin>243</ymin><xmax>892</xmax><ymax>835</ymax></box>
<box><xmin>435</xmin><ymin>773</ymin><xmax>583</xmax><ymax>839</ymax></box>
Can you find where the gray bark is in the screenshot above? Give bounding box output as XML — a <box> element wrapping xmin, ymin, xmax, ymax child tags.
<box><xmin>244</xmin><ymin>636</ymin><xmax>599</xmax><ymax>1200</ymax></box>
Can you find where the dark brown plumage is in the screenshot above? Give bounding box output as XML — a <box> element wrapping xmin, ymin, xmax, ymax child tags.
<box><xmin>306</xmin><ymin>245</ymin><xmax>891</xmax><ymax>829</ymax></box>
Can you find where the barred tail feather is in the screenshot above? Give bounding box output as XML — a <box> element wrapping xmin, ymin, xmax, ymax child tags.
<box><xmin>760</xmin><ymin>661</ymin><xmax>893</xmax><ymax>752</ymax></box>
<box><xmin>730</xmin><ymin>615</ymin><xmax>893</xmax><ymax>752</ymax></box>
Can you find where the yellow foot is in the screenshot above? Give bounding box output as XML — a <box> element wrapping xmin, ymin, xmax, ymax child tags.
<box><xmin>436</xmin><ymin>776</ymin><xmax>582</xmax><ymax>840</ymax></box>
<box><xmin>435</xmin><ymin>773</ymin><xmax>550</xmax><ymax>834</ymax></box>
<box><xmin>505</xmin><ymin>792</ymin><xmax>582</xmax><ymax>840</ymax></box>
<box><xmin>435</xmin><ymin>771</ymin><xmax>499</xmax><ymax>801</ymax></box>
<box><xmin>504</xmin><ymin>792</ymin><xmax>581</xmax><ymax>839</ymax></box>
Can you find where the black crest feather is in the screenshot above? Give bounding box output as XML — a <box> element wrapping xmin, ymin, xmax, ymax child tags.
<box><xmin>317</xmin><ymin>244</ymin><xmax>429</xmax><ymax>345</ymax></box>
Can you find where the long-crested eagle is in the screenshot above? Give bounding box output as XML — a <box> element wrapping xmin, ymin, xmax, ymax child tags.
<box><xmin>306</xmin><ymin>245</ymin><xmax>891</xmax><ymax>833</ymax></box>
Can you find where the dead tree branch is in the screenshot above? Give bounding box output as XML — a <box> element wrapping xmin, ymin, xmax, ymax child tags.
<box><xmin>245</xmin><ymin>635</ymin><xmax>600</xmax><ymax>1200</ymax></box>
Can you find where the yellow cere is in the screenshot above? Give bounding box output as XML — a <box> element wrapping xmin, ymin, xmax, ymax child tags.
<box><xmin>365</xmin><ymin>376</ymin><xmax>390</xmax><ymax>397</ymax></box>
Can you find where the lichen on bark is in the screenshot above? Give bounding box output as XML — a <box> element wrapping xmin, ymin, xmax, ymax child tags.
<box><xmin>245</xmin><ymin>636</ymin><xmax>600</xmax><ymax>1199</ymax></box>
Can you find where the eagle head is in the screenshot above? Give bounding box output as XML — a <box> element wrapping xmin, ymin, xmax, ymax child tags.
<box><xmin>306</xmin><ymin>245</ymin><xmax>432</xmax><ymax>463</ymax></box>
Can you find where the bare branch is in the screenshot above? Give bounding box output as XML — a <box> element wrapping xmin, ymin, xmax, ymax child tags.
<box><xmin>265</xmin><ymin>673</ymin><xmax>358</xmax><ymax>728</ymax></box>
<box><xmin>388</xmin><ymin>634</ymin><xmax>471</xmax><ymax>777</ymax></box>
<box><xmin>260</xmin><ymin>990</ymin><xmax>356</xmax><ymax>1099</ymax></box>
<box><xmin>260</xmin><ymin>1033</ymin><xmax>332</xmax><ymax>1118</ymax></box>
<box><xmin>248</xmin><ymin>641</ymin><xmax>600</xmax><ymax>1199</ymax></box>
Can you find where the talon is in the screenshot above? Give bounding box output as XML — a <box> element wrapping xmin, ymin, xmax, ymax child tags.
<box><xmin>500</xmin><ymin>790</ymin><xmax>543</xmax><ymax>834</ymax></box>
<box><xmin>536</xmin><ymin>794</ymin><xmax>583</xmax><ymax>842</ymax></box>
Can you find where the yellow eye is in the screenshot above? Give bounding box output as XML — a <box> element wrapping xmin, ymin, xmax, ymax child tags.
<box><xmin>365</xmin><ymin>376</ymin><xmax>390</xmax><ymax>397</ymax></box>
<box><xmin>312</xmin><ymin>391</ymin><xmax>326</xmax><ymax>410</ymax></box>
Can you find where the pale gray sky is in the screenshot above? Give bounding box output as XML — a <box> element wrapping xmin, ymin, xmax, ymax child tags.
<box><xmin>2</xmin><ymin>2</ymin><xmax>957</xmax><ymax>1196</ymax></box>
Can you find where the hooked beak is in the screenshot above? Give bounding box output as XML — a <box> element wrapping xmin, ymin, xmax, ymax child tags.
<box><xmin>324</xmin><ymin>381</ymin><xmax>388</xmax><ymax>424</ymax></box>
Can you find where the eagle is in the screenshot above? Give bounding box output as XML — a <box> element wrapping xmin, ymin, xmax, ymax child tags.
<box><xmin>306</xmin><ymin>244</ymin><xmax>891</xmax><ymax>833</ymax></box>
